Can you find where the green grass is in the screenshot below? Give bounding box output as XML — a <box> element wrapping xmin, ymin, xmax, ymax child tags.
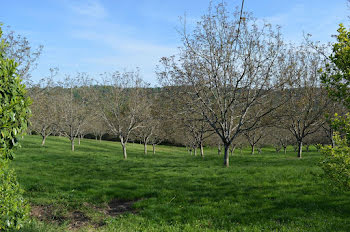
<box><xmin>10</xmin><ymin>135</ymin><xmax>350</xmax><ymax>231</ymax></box>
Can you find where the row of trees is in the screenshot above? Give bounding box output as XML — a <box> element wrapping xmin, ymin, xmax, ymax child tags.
<box><xmin>28</xmin><ymin>2</ymin><xmax>340</xmax><ymax>167</ymax></box>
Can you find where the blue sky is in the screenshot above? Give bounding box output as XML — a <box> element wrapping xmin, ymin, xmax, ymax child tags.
<box><xmin>1</xmin><ymin>0</ymin><xmax>348</xmax><ymax>85</ymax></box>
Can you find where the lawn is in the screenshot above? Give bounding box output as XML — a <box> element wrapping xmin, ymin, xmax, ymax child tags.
<box><xmin>11</xmin><ymin>135</ymin><xmax>350</xmax><ymax>231</ymax></box>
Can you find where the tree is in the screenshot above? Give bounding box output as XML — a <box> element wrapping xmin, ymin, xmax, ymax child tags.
<box><xmin>0</xmin><ymin>25</ymin><xmax>30</xmax><ymax>231</ymax></box>
<box><xmin>88</xmin><ymin>116</ymin><xmax>107</xmax><ymax>142</ymax></box>
<box><xmin>321</xmin><ymin>24</ymin><xmax>350</xmax><ymax>107</ymax></box>
<box><xmin>320</xmin><ymin>24</ymin><xmax>350</xmax><ymax>190</ymax></box>
<box><xmin>98</xmin><ymin>70</ymin><xmax>149</xmax><ymax>159</ymax></box>
<box><xmin>243</xmin><ymin>127</ymin><xmax>265</xmax><ymax>155</ymax></box>
<box><xmin>270</xmin><ymin>128</ymin><xmax>294</xmax><ymax>155</ymax></box>
<box><xmin>29</xmin><ymin>69</ymin><xmax>59</xmax><ymax>146</ymax></box>
<box><xmin>2</xmin><ymin>26</ymin><xmax>43</xmax><ymax>83</ymax></box>
<box><xmin>56</xmin><ymin>74</ymin><xmax>92</xmax><ymax>151</ymax></box>
<box><xmin>158</xmin><ymin>2</ymin><xmax>289</xmax><ymax>167</ymax></box>
<box><xmin>279</xmin><ymin>44</ymin><xmax>330</xmax><ymax>158</ymax></box>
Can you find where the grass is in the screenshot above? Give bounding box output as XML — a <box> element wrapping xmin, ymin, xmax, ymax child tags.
<box><xmin>10</xmin><ymin>135</ymin><xmax>350</xmax><ymax>231</ymax></box>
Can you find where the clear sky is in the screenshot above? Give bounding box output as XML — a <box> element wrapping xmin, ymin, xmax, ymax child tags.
<box><xmin>1</xmin><ymin>0</ymin><xmax>348</xmax><ymax>85</ymax></box>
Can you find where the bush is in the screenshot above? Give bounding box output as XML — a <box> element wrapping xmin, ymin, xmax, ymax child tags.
<box><xmin>0</xmin><ymin>25</ymin><xmax>31</xmax><ymax>231</ymax></box>
<box><xmin>0</xmin><ymin>160</ymin><xmax>29</xmax><ymax>231</ymax></box>
<box><xmin>321</xmin><ymin>133</ymin><xmax>350</xmax><ymax>190</ymax></box>
<box><xmin>0</xmin><ymin>42</ymin><xmax>31</xmax><ymax>160</ymax></box>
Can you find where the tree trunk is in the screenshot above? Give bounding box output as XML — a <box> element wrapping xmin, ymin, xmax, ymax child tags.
<box><xmin>251</xmin><ymin>144</ymin><xmax>255</xmax><ymax>155</ymax></box>
<box><xmin>297</xmin><ymin>140</ymin><xmax>302</xmax><ymax>158</ymax></box>
<box><xmin>200</xmin><ymin>142</ymin><xmax>204</xmax><ymax>158</ymax></box>
<box><xmin>224</xmin><ymin>143</ymin><xmax>230</xmax><ymax>167</ymax></box>
<box><xmin>194</xmin><ymin>147</ymin><xmax>197</xmax><ymax>156</ymax></box>
<box><xmin>230</xmin><ymin>145</ymin><xmax>236</xmax><ymax>156</ymax></box>
<box><xmin>41</xmin><ymin>135</ymin><xmax>47</xmax><ymax>146</ymax></box>
<box><xmin>71</xmin><ymin>138</ymin><xmax>75</xmax><ymax>151</ymax></box>
<box><xmin>78</xmin><ymin>136</ymin><xmax>81</xmax><ymax>145</ymax></box>
<box><xmin>99</xmin><ymin>135</ymin><xmax>102</xmax><ymax>142</ymax></box>
<box><xmin>218</xmin><ymin>144</ymin><xmax>221</xmax><ymax>156</ymax></box>
<box><xmin>153</xmin><ymin>144</ymin><xmax>155</xmax><ymax>155</ymax></box>
<box><xmin>293</xmin><ymin>145</ymin><xmax>298</xmax><ymax>152</ymax></box>
<box><xmin>144</xmin><ymin>143</ymin><xmax>147</xmax><ymax>155</ymax></box>
<box><xmin>122</xmin><ymin>143</ymin><xmax>127</xmax><ymax>159</ymax></box>
<box><xmin>95</xmin><ymin>136</ymin><xmax>98</xmax><ymax>141</ymax></box>
<box><xmin>283</xmin><ymin>146</ymin><xmax>287</xmax><ymax>155</ymax></box>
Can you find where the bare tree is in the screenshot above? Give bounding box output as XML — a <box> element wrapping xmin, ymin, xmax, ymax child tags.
<box><xmin>158</xmin><ymin>2</ymin><xmax>289</xmax><ymax>167</ymax></box>
<box><xmin>97</xmin><ymin>70</ymin><xmax>149</xmax><ymax>159</ymax></box>
<box><xmin>89</xmin><ymin>116</ymin><xmax>108</xmax><ymax>142</ymax></box>
<box><xmin>29</xmin><ymin>69</ymin><xmax>59</xmax><ymax>145</ymax></box>
<box><xmin>56</xmin><ymin>74</ymin><xmax>92</xmax><ymax>151</ymax></box>
<box><xmin>278</xmin><ymin>44</ymin><xmax>331</xmax><ymax>158</ymax></box>
<box><xmin>244</xmin><ymin>127</ymin><xmax>265</xmax><ymax>155</ymax></box>
<box><xmin>270</xmin><ymin>128</ymin><xmax>295</xmax><ymax>154</ymax></box>
<box><xmin>2</xmin><ymin>26</ymin><xmax>43</xmax><ymax>83</ymax></box>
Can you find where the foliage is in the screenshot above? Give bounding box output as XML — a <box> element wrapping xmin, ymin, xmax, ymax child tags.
<box><xmin>0</xmin><ymin>26</ymin><xmax>31</xmax><ymax>160</ymax></box>
<box><xmin>0</xmin><ymin>160</ymin><xmax>30</xmax><ymax>231</ymax></box>
<box><xmin>321</xmin><ymin>133</ymin><xmax>350</xmax><ymax>190</ymax></box>
<box><xmin>330</xmin><ymin>113</ymin><xmax>350</xmax><ymax>143</ymax></box>
<box><xmin>0</xmin><ymin>25</ymin><xmax>31</xmax><ymax>231</ymax></box>
<box><xmin>320</xmin><ymin>24</ymin><xmax>350</xmax><ymax>191</ymax></box>
<box><xmin>321</xmin><ymin>24</ymin><xmax>350</xmax><ymax>107</ymax></box>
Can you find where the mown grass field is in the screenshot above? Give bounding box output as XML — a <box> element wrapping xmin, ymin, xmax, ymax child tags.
<box><xmin>11</xmin><ymin>135</ymin><xmax>350</xmax><ymax>231</ymax></box>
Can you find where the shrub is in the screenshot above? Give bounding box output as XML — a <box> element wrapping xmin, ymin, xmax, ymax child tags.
<box><xmin>321</xmin><ymin>133</ymin><xmax>350</xmax><ymax>190</ymax></box>
<box><xmin>0</xmin><ymin>160</ymin><xmax>30</xmax><ymax>231</ymax></box>
<box><xmin>0</xmin><ymin>25</ymin><xmax>31</xmax><ymax>231</ymax></box>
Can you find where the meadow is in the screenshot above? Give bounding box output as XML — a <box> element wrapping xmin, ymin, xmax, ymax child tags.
<box><xmin>12</xmin><ymin>135</ymin><xmax>350</xmax><ymax>231</ymax></box>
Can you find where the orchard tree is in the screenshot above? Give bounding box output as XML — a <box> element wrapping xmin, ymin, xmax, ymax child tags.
<box><xmin>88</xmin><ymin>116</ymin><xmax>107</xmax><ymax>142</ymax></box>
<box><xmin>2</xmin><ymin>26</ymin><xmax>43</xmax><ymax>83</ymax></box>
<box><xmin>56</xmin><ymin>74</ymin><xmax>92</xmax><ymax>151</ymax></box>
<box><xmin>279</xmin><ymin>44</ymin><xmax>330</xmax><ymax>158</ymax></box>
<box><xmin>158</xmin><ymin>2</ymin><xmax>290</xmax><ymax>167</ymax></box>
<box><xmin>271</xmin><ymin>128</ymin><xmax>294</xmax><ymax>154</ymax></box>
<box><xmin>243</xmin><ymin>127</ymin><xmax>265</xmax><ymax>155</ymax></box>
<box><xmin>98</xmin><ymin>70</ymin><xmax>149</xmax><ymax>159</ymax></box>
<box><xmin>29</xmin><ymin>69</ymin><xmax>59</xmax><ymax>146</ymax></box>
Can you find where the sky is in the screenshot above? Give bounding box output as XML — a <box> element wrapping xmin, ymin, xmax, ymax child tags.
<box><xmin>1</xmin><ymin>0</ymin><xmax>349</xmax><ymax>85</ymax></box>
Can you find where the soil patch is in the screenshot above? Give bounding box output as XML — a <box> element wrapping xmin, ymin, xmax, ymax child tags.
<box><xmin>68</xmin><ymin>211</ymin><xmax>91</xmax><ymax>230</ymax></box>
<box><xmin>105</xmin><ymin>198</ymin><xmax>140</xmax><ymax>216</ymax></box>
<box><xmin>30</xmin><ymin>199</ymin><xmax>140</xmax><ymax>230</ymax></box>
<box><xmin>30</xmin><ymin>205</ymin><xmax>66</xmax><ymax>223</ymax></box>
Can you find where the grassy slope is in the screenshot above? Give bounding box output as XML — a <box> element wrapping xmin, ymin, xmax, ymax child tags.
<box><xmin>11</xmin><ymin>135</ymin><xmax>350</xmax><ymax>231</ymax></box>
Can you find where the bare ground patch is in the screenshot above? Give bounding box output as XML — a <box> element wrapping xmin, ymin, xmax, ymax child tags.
<box><xmin>30</xmin><ymin>199</ymin><xmax>141</xmax><ymax>231</ymax></box>
<box><xmin>105</xmin><ymin>198</ymin><xmax>140</xmax><ymax>216</ymax></box>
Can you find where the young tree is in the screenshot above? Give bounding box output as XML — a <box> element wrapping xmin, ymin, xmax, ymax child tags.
<box><xmin>279</xmin><ymin>44</ymin><xmax>330</xmax><ymax>158</ymax></box>
<box><xmin>244</xmin><ymin>127</ymin><xmax>265</xmax><ymax>155</ymax></box>
<box><xmin>98</xmin><ymin>70</ymin><xmax>149</xmax><ymax>159</ymax></box>
<box><xmin>158</xmin><ymin>2</ymin><xmax>289</xmax><ymax>167</ymax></box>
<box><xmin>56</xmin><ymin>74</ymin><xmax>92</xmax><ymax>151</ymax></box>
<box><xmin>149</xmin><ymin>125</ymin><xmax>166</xmax><ymax>155</ymax></box>
<box><xmin>271</xmin><ymin>128</ymin><xmax>294</xmax><ymax>155</ymax></box>
<box><xmin>29</xmin><ymin>69</ymin><xmax>59</xmax><ymax>146</ymax></box>
<box><xmin>88</xmin><ymin>116</ymin><xmax>107</xmax><ymax>142</ymax></box>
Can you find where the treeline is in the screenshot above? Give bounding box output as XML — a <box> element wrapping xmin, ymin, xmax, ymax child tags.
<box><xmin>27</xmin><ymin>71</ymin><xmax>339</xmax><ymax>158</ymax></box>
<box><xmin>26</xmin><ymin>2</ymin><xmax>342</xmax><ymax>167</ymax></box>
